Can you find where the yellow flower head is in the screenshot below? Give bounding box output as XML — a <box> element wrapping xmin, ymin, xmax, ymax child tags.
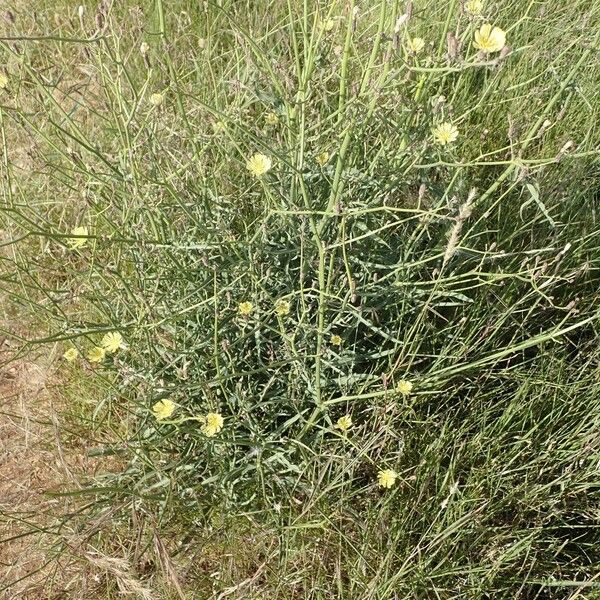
<box><xmin>473</xmin><ymin>23</ymin><xmax>506</xmax><ymax>53</ymax></box>
<box><xmin>67</xmin><ymin>226</ymin><xmax>89</xmax><ymax>249</ymax></box>
<box><xmin>274</xmin><ymin>299</ymin><xmax>291</xmax><ymax>316</ymax></box>
<box><xmin>315</xmin><ymin>151</ymin><xmax>330</xmax><ymax>167</ymax></box>
<box><xmin>396</xmin><ymin>379</ymin><xmax>413</xmax><ymax>396</ymax></box>
<box><xmin>101</xmin><ymin>331</ymin><xmax>124</xmax><ymax>353</ymax></box>
<box><xmin>323</xmin><ymin>18</ymin><xmax>335</xmax><ymax>32</ymax></box>
<box><xmin>465</xmin><ymin>0</ymin><xmax>483</xmax><ymax>16</ymax></box>
<box><xmin>331</xmin><ymin>334</ymin><xmax>342</xmax><ymax>346</ymax></box>
<box><xmin>406</xmin><ymin>37</ymin><xmax>425</xmax><ymax>54</ymax></box>
<box><xmin>246</xmin><ymin>153</ymin><xmax>272</xmax><ymax>177</ymax></box>
<box><xmin>265</xmin><ymin>112</ymin><xmax>279</xmax><ymax>126</ymax></box>
<box><xmin>63</xmin><ymin>347</ymin><xmax>79</xmax><ymax>362</ymax></box>
<box><xmin>335</xmin><ymin>414</ymin><xmax>353</xmax><ymax>432</ymax></box>
<box><xmin>238</xmin><ymin>301</ymin><xmax>254</xmax><ymax>316</ymax></box>
<box><xmin>0</xmin><ymin>73</ymin><xmax>8</xmax><ymax>89</ymax></box>
<box><xmin>150</xmin><ymin>92</ymin><xmax>164</xmax><ymax>106</ymax></box>
<box><xmin>87</xmin><ymin>346</ymin><xmax>106</xmax><ymax>363</ymax></box>
<box><xmin>153</xmin><ymin>399</ymin><xmax>176</xmax><ymax>421</ymax></box>
<box><xmin>201</xmin><ymin>412</ymin><xmax>224</xmax><ymax>437</ymax></box>
<box><xmin>378</xmin><ymin>468</ymin><xmax>398</xmax><ymax>489</ymax></box>
<box><xmin>212</xmin><ymin>120</ymin><xmax>227</xmax><ymax>133</ymax></box>
<box><xmin>432</xmin><ymin>122</ymin><xmax>459</xmax><ymax>146</ymax></box>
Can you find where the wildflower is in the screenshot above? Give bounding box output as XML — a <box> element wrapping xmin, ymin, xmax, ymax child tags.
<box><xmin>101</xmin><ymin>331</ymin><xmax>124</xmax><ymax>353</ymax></box>
<box><xmin>0</xmin><ymin>72</ymin><xmax>7</xmax><ymax>89</ymax></box>
<box><xmin>323</xmin><ymin>18</ymin><xmax>335</xmax><ymax>32</ymax></box>
<box><xmin>315</xmin><ymin>151</ymin><xmax>329</xmax><ymax>166</ymax></box>
<box><xmin>87</xmin><ymin>346</ymin><xmax>106</xmax><ymax>363</ymax></box>
<box><xmin>432</xmin><ymin>122</ymin><xmax>459</xmax><ymax>146</ymax></box>
<box><xmin>150</xmin><ymin>92</ymin><xmax>164</xmax><ymax>106</ymax></box>
<box><xmin>331</xmin><ymin>334</ymin><xmax>342</xmax><ymax>346</ymax></box>
<box><xmin>335</xmin><ymin>414</ymin><xmax>353</xmax><ymax>432</ymax></box>
<box><xmin>473</xmin><ymin>23</ymin><xmax>506</xmax><ymax>53</ymax></box>
<box><xmin>406</xmin><ymin>37</ymin><xmax>425</xmax><ymax>54</ymax></box>
<box><xmin>153</xmin><ymin>399</ymin><xmax>176</xmax><ymax>421</ymax></box>
<box><xmin>465</xmin><ymin>0</ymin><xmax>483</xmax><ymax>15</ymax></box>
<box><xmin>238</xmin><ymin>301</ymin><xmax>254</xmax><ymax>316</ymax></box>
<box><xmin>66</xmin><ymin>226</ymin><xmax>89</xmax><ymax>249</ymax></box>
<box><xmin>139</xmin><ymin>42</ymin><xmax>149</xmax><ymax>55</ymax></box>
<box><xmin>212</xmin><ymin>120</ymin><xmax>226</xmax><ymax>133</ymax></box>
<box><xmin>246</xmin><ymin>153</ymin><xmax>272</xmax><ymax>177</ymax></box>
<box><xmin>265</xmin><ymin>112</ymin><xmax>279</xmax><ymax>126</ymax></box>
<box><xmin>396</xmin><ymin>379</ymin><xmax>413</xmax><ymax>396</ymax></box>
<box><xmin>63</xmin><ymin>348</ymin><xmax>79</xmax><ymax>362</ymax></box>
<box><xmin>201</xmin><ymin>412</ymin><xmax>224</xmax><ymax>437</ymax></box>
<box><xmin>274</xmin><ymin>299</ymin><xmax>291</xmax><ymax>316</ymax></box>
<box><xmin>377</xmin><ymin>468</ymin><xmax>398</xmax><ymax>489</ymax></box>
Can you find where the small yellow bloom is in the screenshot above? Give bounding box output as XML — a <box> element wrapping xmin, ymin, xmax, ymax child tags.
<box><xmin>265</xmin><ymin>112</ymin><xmax>279</xmax><ymax>126</ymax></box>
<box><xmin>66</xmin><ymin>226</ymin><xmax>89</xmax><ymax>249</ymax></box>
<box><xmin>0</xmin><ymin>73</ymin><xmax>8</xmax><ymax>89</ymax></box>
<box><xmin>335</xmin><ymin>414</ymin><xmax>353</xmax><ymax>432</ymax></box>
<box><xmin>212</xmin><ymin>120</ymin><xmax>226</xmax><ymax>133</ymax></box>
<box><xmin>465</xmin><ymin>0</ymin><xmax>483</xmax><ymax>16</ymax></box>
<box><xmin>101</xmin><ymin>332</ymin><xmax>123</xmax><ymax>353</ymax></box>
<box><xmin>150</xmin><ymin>92</ymin><xmax>164</xmax><ymax>106</ymax></box>
<box><xmin>473</xmin><ymin>23</ymin><xmax>506</xmax><ymax>54</ymax></box>
<box><xmin>432</xmin><ymin>123</ymin><xmax>459</xmax><ymax>146</ymax></box>
<box><xmin>201</xmin><ymin>412</ymin><xmax>224</xmax><ymax>437</ymax></box>
<box><xmin>87</xmin><ymin>346</ymin><xmax>106</xmax><ymax>363</ymax></box>
<box><xmin>315</xmin><ymin>151</ymin><xmax>329</xmax><ymax>166</ymax></box>
<box><xmin>246</xmin><ymin>153</ymin><xmax>272</xmax><ymax>177</ymax></box>
<box><xmin>396</xmin><ymin>380</ymin><xmax>413</xmax><ymax>396</ymax></box>
<box><xmin>323</xmin><ymin>18</ymin><xmax>335</xmax><ymax>32</ymax></box>
<box><xmin>406</xmin><ymin>37</ymin><xmax>425</xmax><ymax>54</ymax></box>
<box><xmin>331</xmin><ymin>334</ymin><xmax>342</xmax><ymax>346</ymax></box>
<box><xmin>63</xmin><ymin>348</ymin><xmax>79</xmax><ymax>362</ymax></box>
<box><xmin>378</xmin><ymin>468</ymin><xmax>398</xmax><ymax>489</ymax></box>
<box><xmin>238</xmin><ymin>301</ymin><xmax>254</xmax><ymax>316</ymax></box>
<box><xmin>153</xmin><ymin>399</ymin><xmax>176</xmax><ymax>421</ymax></box>
<box><xmin>274</xmin><ymin>299</ymin><xmax>291</xmax><ymax>316</ymax></box>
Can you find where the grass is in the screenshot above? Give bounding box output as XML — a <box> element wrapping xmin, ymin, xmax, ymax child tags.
<box><xmin>1</xmin><ymin>0</ymin><xmax>600</xmax><ymax>597</ymax></box>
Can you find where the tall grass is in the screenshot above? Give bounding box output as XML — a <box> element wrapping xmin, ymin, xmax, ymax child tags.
<box><xmin>1</xmin><ymin>0</ymin><xmax>600</xmax><ymax>597</ymax></box>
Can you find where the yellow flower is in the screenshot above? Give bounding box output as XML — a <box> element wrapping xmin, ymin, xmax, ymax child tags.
<box><xmin>331</xmin><ymin>334</ymin><xmax>342</xmax><ymax>346</ymax></box>
<box><xmin>101</xmin><ymin>331</ymin><xmax>123</xmax><ymax>353</ymax></box>
<box><xmin>150</xmin><ymin>92</ymin><xmax>164</xmax><ymax>106</ymax></box>
<box><xmin>0</xmin><ymin>73</ymin><xmax>8</xmax><ymax>89</ymax></box>
<box><xmin>396</xmin><ymin>379</ymin><xmax>413</xmax><ymax>396</ymax></box>
<box><xmin>274</xmin><ymin>299</ymin><xmax>291</xmax><ymax>316</ymax></box>
<box><xmin>63</xmin><ymin>348</ymin><xmax>79</xmax><ymax>362</ymax></box>
<box><xmin>377</xmin><ymin>468</ymin><xmax>398</xmax><ymax>489</ymax></box>
<box><xmin>265</xmin><ymin>112</ymin><xmax>279</xmax><ymax>125</ymax></box>
<box><xmin>246</xmin><ymin>153</ymin><xmax>272</xmax><ymax>177</ymax></box>
<box><xmin>465</xmin><ymin>0</ymin><xmax>483</xmax><ymax>15</ymax></box>
<box><xmin>323</xmin><ymin>18</ymin><xmax>335</xmax><ymax>32</ymax></box>
<box><xmin>335</xmin><ymin>414</ymin><xmax>353</xmax><ymax>432</ymax></box>
<box><xmin>153</xmin><ymin>399</ymin><xmax>176</xmax><ymax>421</ymax></box>
<box><xmin>406</xmin><ymin>37</ymin><xmax>425</xmax><ymax>54</ymax></box>
<box><xmin>315</xmin><ymin>151</ymin><xmax>329</xmax><ymax>166</ymax></box>
<box><xmin>66</xmin><ymin>226</ymin><xmax>89</xmax><ymax>249</ymax></box>
<box><xmin>201</xmin><ymin>412</ymin><xmax>224</xmax><ymax>437</ymax></box>
<box><xmin>212</xmin><ymin>120</ymin><xmax>226</xmax><ymax>133</ymax></box>
<box><xmin>432</xmin><ymin>122</ymin><xmax>459</xmax><ymax>146</ymax></box>
<box><xmin>87</xmin><ymin>346</ymin><xmax>106</xmax><ymax>363</ymax></box>
<box><xmin>473</xmin><ymin>23</ymin><xmax>506</xmax><ymax>54</ymax></box>
<box><xmin>238</xmin><ymin>301</ymin><xmax>254</xmax><ymax>316</ymax></box>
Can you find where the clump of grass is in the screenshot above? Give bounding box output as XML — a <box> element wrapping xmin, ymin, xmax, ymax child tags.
<box><xmin>1</xmin><ymin>0</ymin><xmax>600</xmax><ymax>597</ymax></box>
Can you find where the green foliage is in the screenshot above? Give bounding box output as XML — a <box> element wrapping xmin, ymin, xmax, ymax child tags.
<box><xmin>1</xmin><ymin>0</ymin><xmax>600</xmax><ymax>597</ymax></box>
